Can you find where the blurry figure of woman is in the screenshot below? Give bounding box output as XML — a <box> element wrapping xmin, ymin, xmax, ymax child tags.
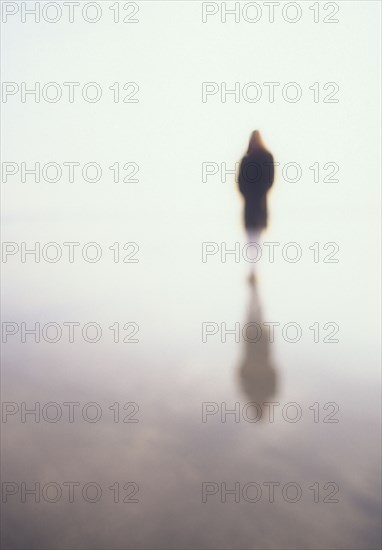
<box><xmin>238</xmin><ymin>130</ymin><xmax>274</xmax><ymax>284</ymax></box>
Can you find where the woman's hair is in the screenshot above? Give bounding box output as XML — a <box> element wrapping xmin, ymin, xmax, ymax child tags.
<box><xmin>246</xmin><ymin>130</ymin><xmax>268</xmax><ymax>155</ymax></box>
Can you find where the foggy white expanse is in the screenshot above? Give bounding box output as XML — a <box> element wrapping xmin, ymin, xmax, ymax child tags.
<box><xmin>1</xmin><ymin>2</ymin><xmax>381</xmax><ymax>549</ymax></box>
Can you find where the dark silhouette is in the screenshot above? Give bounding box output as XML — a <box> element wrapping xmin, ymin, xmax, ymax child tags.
<box><xmin>237</xmin><ymin>285</ymin><xmax>278</xmax><ymax>414</ymax></box>
<box><xmin>238</xmin><ymin>130</ymin><xmax>274</xmax><ymax>283</ymax></box>
<box><xmin>238</xmin><ymin>130</ymin><xmax>274</xmax><ymax>231</ymax></box>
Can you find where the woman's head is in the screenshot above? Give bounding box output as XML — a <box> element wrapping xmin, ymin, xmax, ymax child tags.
<box><xmin>247</xmin><ymin>130</ymin><xmax>266</xmax><ymax>154</ymax></box>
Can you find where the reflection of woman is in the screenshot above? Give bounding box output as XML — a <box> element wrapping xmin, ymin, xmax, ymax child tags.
<box><xmin>238</xmin><ymin>285</ymin><xmax>277</xmax><ymax>412</ymax></box>
<box><xmin>238</xmin><ymin>130</ymin><xmax>274</xmax><ymax>283</ymax></box>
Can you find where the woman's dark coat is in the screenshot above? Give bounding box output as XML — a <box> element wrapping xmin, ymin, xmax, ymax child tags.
<box><xmin>238</xmin><ymin>151</ymin><xmax>274</xmax><ymax>229</ymax></box>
